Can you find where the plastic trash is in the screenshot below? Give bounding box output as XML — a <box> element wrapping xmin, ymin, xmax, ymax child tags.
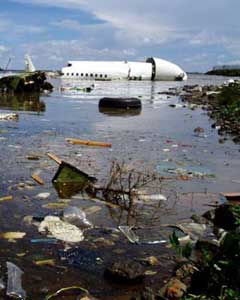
<box><xmin>63</xmin><ymin>206</ymin><xmax>93</xmax><ymax>229</ymax></box>
<box><xmin>118</xmin><ymin>226</ymin><xmax>140</xmax><ymax>244</ymax></box>
<box><xmin>52</xmin><ymin>161</ymin><xmax>96</xmax><ymax>198</ymax></box>
<box><xmin>38</xmin><ymin>216</ymin><xmax>84</xmax><ymax>243</ymax></box>
<box><xmin>6</xmin><ymin>262</ymin><xmax>26</xmax><ymax>299</ymax></box>
<box><xmin>0</xmin><ymin>278</ymin><xmax>5</xmax><ymax>290</ymax></box>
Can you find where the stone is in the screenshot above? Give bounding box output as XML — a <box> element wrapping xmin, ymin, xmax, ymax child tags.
<box><xmin>162</xmin><ymin>278</ymin><xmax>187</xmax><ymax>299</ymax></box>
<box><xmin>105</xmin><ymin>259</ymin><xmax>145</xmax><ymax>283</ymax></box>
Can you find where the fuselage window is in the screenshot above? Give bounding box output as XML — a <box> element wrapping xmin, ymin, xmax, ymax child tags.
<box><xmin>95</xmin><ymin>74</ymin><xmax>98</xmax><ymax>77</ymax></box>
<box><xmin>76</xmin><ymin>73</ymin><xmax>79</xmax><ymax>76</ymax></box>
<box><xmin>67</xmin><ymin>73</ymin><xmax>69</xmax><ymax>76</ymax></box>
<box><xmin>105</xmin><ymin>75</ymin><xmax>107</xmax><ymax>78</ymax></box>
<box><xmin>100</xmin><ymin>74</ymin><xmax>103</xmax><ymax>78</ymax></box>
<box><xmin>85</xmin><ymin>73</ymin><xmax>88</xmax><ymax>77</ymax></box>
<box><xmin>81</xmin><ymin>73</ymin><xmax>83</xmax><ymax>76</ymax></box>
<box><xmin>90</xmin><ymin>74</ymin><xmax>93</xmax><ymax>77</ymax></box>
<box><xmin>71</xmin><ymin>73</ymin><xmax>74</xmax><ymax>76</ymax></box>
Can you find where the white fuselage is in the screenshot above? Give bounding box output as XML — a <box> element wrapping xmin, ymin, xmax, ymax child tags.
<box><xmin>61</xmin><ymin>57</ymin><xmax>187</xmax><ymax>81</ymax></box>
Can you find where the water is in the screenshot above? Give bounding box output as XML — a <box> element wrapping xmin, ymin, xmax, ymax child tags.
<box><xmin>0</xmin><ymin>74</ymin><xmax>239</xmax><ymax>299</ymax></box>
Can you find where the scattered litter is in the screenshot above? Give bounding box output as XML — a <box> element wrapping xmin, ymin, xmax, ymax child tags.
<box><xmin>138</xmin><ymin>256</ymin><xmax>160</xmax><ymax>266</ymax></box>
<box><xmin>26</xmin><ymin>155</ymin><xmax>41</xmax><ymax>161</ymax></box>
<box><xmin>36</xmin><ymin>192</ymin><xmax>50</xmax><ymax>200</ymax></box>
<box><xmin>31</xmin><ymin>238</ymin><xmax>58</xmax><ymax>244</ymax></box>
<box><xmin>63</xmin><ymin>206</ymin><xmax>93</xmax><ymax>228</ymax></box>
<box><xmin>59</xmin><ymin>248</ymin><xmax>102</xmax><ymax>271</ymax></box>
<box><xmin>118</xmin><ymin>226</ymin><xmax>139</xmax><ymax>244</ymax></box>
<box><xmin>0</xmin><ymin>232</ymin><xmax>26</xmax><ymax>240</ymax></box>
<box><xmin>66</xmin><ymin>138</ymin><xmax>112</xmax><ymax>148</ymax></box>
<box><xmin>47</xmin><ymin>152</ymin><xmax>62</xmax><ymax>164</ymax></box>
<box><xmin>45</xmin><ymin>286</ymin><xmax>89</xmax><ymax>300</ymax></box>
<box><xmin>31</xmin><ymin>173</ymin><xmax>44</xmax><ymax>185</ymax></box>
<box><xmin>0</xmin><ymin>278</ymin><xmax>5</xmax><ymax>290</ymax></box>
<box><xmin>6</xmin><ymin>261</ymin><xmax>26</xmax><ymax>300</ymax></box>
<box><xmin>42</xmin><ymin>202</ymin><xmax>68</xmax><ymax>209</ymax></box>
<box><xmin>145</xmin><ymin>270</ymin><xmax>158</xmax><ymax>276</ymax></box>
<box><xmin>136</xmin><ymin>192</ymin><xmax>167</xmax><ymax>202</ymax></box>
<box><xmin>52</xmin><ymin>161</ymin><xmax>96</xmax><ymax>198</ymax></box>
<box><xmin>0</xmin><ymin>113</ymin><xmax>19</xmax><ymax>121</ymax></box>
<box><xmin>38</xmin><ymin>216</ymin><xmax>84</xmax><ymax>243</ymax></box>
<box><xmin>0</xmin><ymin>195</ymin><xmax>13</xmax><ymax>202</ymax></box>
<box><xmin>166</xmin><ymin>166</ymin><xmax>215</xmax><ymax>178</ymax></box>
<box><xmin>34</xmin><ymin>259</ymin><xmax>55</xmax><ymax>267</ymax></box>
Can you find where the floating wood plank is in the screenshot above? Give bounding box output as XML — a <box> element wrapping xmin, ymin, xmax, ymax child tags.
<box><xmin>0</xmin><ymin>195</ymin><xmax>13</xmax><ymax>202</ymax></box>
<box><xmin>31</xmin><ymin>173</ymin><xmax>44</xmax><ymax>185</ymax></box>
<box><xmin>0</xmin><ymin>232</ymin><xmax>26</xmax><ymax>239</ymax></box>
<box><xmin>47</xmin><ymin>152</ymin><xmax>62</xmax><ymax>164</ymax></box>
<box><xmin>222</xmin><ymin>192</ymin><xmax>240</xmax><ymax>202</ymax></box>
<box><xmin>66</xmin><ymin>138</ymin><xmax>112</xmax><ymax>148</ymax></box>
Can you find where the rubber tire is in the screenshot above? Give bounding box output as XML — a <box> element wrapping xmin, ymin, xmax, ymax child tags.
<box><xmin>99</xmin><ymin>97</ymin><xmax>142</xmax><ymax>109</ymax></box>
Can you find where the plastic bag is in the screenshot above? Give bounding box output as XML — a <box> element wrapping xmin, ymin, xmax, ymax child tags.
<box><xmin>63</xmin><ymin>206</ymin><xmax>93</xmax><ymax>229</ymax></box>
<box><xmin>6</xmin><ymin>262</ymin><xmax>26</xmax><ymax>299</ymax></box>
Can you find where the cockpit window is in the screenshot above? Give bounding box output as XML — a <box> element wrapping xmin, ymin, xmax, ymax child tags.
<box><xmin>67</xmin><ymin>63</ymin><xmax>72</xmax><ymax>67</ymax></box>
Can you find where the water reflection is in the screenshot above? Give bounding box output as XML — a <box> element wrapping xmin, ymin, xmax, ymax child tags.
<box><xmin>0</xmin><ymin>93</ymin><xmax>45</xmax><ymax>112</ymax></box>
<box><xmin>99</xmin><ymin>106</ymin><xmax>142</xmax><ymax>117</ymax></box>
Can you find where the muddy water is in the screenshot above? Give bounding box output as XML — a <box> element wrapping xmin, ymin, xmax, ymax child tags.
<box><xmin>0</xmin><ymin>74</ymin><xmax>239</xmax><ymax>299</ymax></box>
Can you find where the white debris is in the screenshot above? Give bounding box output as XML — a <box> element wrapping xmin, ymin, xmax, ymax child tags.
<box><xmin>63</xmin><ymin>206</ymin><xmax>93</xmax><ymax>228</ymax></box>
<box><xmin>36</xmin><ymin>192</ymin><xmax>50</xmax><ymax>199</ymax></box>
<box><xmin>38</xmin><ymin>216</ymin><xmax>84</xmax><ymax>243</ymax></box>
<box><xmin>0</xmin><ymin>113</ymin><xmax>18</xmax><ymax>121</ymax></box>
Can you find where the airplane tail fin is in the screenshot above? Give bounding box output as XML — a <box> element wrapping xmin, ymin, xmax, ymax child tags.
<box><xmin>25</xmin><ymin>54</ymin><xmax>36</xmax><ymax>72</ymax></box>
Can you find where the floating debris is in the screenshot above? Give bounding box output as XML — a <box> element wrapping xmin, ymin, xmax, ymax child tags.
<box><xmin>36</xmin><ymin>192</ymin><xmax>50</xmax><ymax>200</ymax></box>
<box><xmin>45</xmin><ymin>286</ymin><xmax>89</xmax><ymax>300</ymax></box>
<box><xmin>118</xmin><ymin>226</ymin><xmax>140</xmax><ymax>244</ymax></box>
<box><xmin>0</xmin><ymin>195</ymin><xmax>13</xmax><ymax>202</ymax></box>
<box><xmin>42</xmin><ymin>202</ymin><xmax>69</xmax><ymax>209</ymax></box>
<box><xmin>52</xmin><ymin>161</ymin><xmax>96</xmax><ymax>198</ymax></box>
<box><xmin>38</xmin><ymin>216</ymin><xmax>84</xmax><ymax>243</ymax></box>
<box><xmin>66</xmin><ymin>138</ymin><xmax>112</xmax><ymax>148</ymax></box>
<box><xmin>34</xmin><ymin>259</ymin><xmax>55</xmax><ymax>267</ymax></box>
<box><xmin>0</xmin><ymin>113</ymin><xmax>19</xmax><ymax>121</ymax></box>
<box><xmin>31</xmin><ymin>173</ymin><xmax>44</xmax><ymax>185</ymax></box>
<box><xmin>63</xmin><ymin>206</ymin><xmax>93</xmax><ymax>229</ymax></box>
<box><xmin>0</xmin><ymin>232</ymin><xmax>26</xmax><ymax>240</ymax></box>
<box><xmin>6</xmin><ymin>262</ymin><xmax>26</xmax><ymax>300</ymax></box>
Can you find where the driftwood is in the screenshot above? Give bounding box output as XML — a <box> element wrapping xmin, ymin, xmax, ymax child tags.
<box><xmin>65</xmin><ymin>138</ymin><xmax>112</xmax><ymax>148</ymax></box>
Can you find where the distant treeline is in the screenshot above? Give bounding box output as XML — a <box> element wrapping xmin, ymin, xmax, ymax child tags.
<box><xmin>206</xmin><ymin>69</ymin><xmax>240</xmax><ymax>76</ymax></box>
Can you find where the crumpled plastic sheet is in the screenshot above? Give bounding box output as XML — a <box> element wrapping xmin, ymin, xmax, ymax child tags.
<box><xmin>38</xmin><ymin>216</ymin><xmax>84</xmax><ymax>243</ymax></box>
<box><xmin>6</xmin><ymin>262</ymin><xmax>26</xmax><ymax>300</ymax></box>
<box><xmin>63</xmin><ymin>206</ymin><xmax>93</xmax><ymax>229</ymax></box>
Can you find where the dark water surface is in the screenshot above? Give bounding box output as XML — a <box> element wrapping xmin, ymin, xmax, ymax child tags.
<box><xmin>0</xmin><ymin>74</ymin><xmax>239</xmax><ymax>299</ymax></box>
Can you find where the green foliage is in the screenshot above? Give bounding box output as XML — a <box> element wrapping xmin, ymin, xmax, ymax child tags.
<box><xmin>169</xmin><ymin>231</ymin><xmax>192</xmax><ymax>259</ymax></box>
<box><xmin>231</xmin><ymin>205</ymin><xmax>240</xmax><ymax>225</ymax></box>
<box><xmin>206</xmin><ymin>69</ymin><xmax>240</xmax><ymax>76</ymax></box>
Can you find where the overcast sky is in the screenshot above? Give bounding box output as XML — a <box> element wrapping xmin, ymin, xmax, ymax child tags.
<box><xmin>0</xmin><ymin>0</ymin><xmax>239</xmax><ymax>71</ymax></box>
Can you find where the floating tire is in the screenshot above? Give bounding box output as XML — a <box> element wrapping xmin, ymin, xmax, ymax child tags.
<box><xmin>99</xmin><ymin>97</ymin><xmax>142</xmax><ymax>109</ymax></box>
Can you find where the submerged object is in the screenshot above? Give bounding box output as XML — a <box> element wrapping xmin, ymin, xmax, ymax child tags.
<box><xmin>38</xmin><ymin>216</ymin><xmax>84</xmax><ymax>243</ymax></box>
<box><xmin>99</xmin><ymin>97</ymin><xmax>142</xmax><ymax>109</ymax></box>
<box><xmin>52</xmin><ymin>161</ymin><xmax>97</xmax><ymax>198</ymax></box>
<box><xmin>6</xmin><ymin>262</ymin><xmax>26</xmax><ymax>300</ymax></box>
<box><xmin>61</xmin><ymin>57</ymin><xmax>187</xmax><ymax>81</ymax></box>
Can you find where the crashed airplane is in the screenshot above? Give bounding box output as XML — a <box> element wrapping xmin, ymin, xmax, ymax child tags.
<box><xmin>61</xmin><ymin>57</ymin><xmax>187</xmax><ymax>81</ymax></box>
